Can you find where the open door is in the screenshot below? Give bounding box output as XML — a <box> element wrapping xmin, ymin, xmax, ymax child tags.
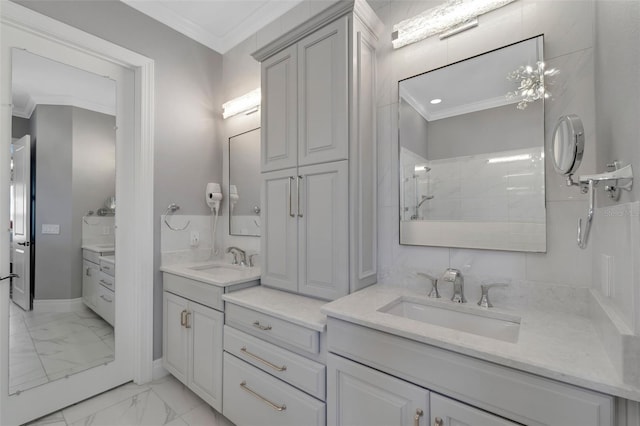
<box><xmin>10</xmin><ymin>135</ymin><xmax>31</xmax><ymax>311</ymax></box>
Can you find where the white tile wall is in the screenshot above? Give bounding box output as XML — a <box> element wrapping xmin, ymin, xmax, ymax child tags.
<box><xmin>376</xmin><ymin>0</ymin><xmax>601</xmax><ymax>299</ymax></box>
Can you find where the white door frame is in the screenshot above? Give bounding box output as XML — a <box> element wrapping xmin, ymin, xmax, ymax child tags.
<box><xmin>0</xmin><ymin>3</ymin><xmax>155</xmax><ymax>424</ymax></box>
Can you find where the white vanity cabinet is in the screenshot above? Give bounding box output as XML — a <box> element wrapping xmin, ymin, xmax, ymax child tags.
<box><xmin>222</xmin><ymin>288</ymin><xmax>328</xmax><ymax>426</ymax></box>
<box><xmin>327</xmin><ymin>318</ymin><xmax>614</xmax><ymax>426</ymax></box>
<box><xmin>162</xmin><ymin>273</ymin><xmax>226</xmax><ymax>411</ymax></box>
<box><xmin>257</xmin><ymin>0</ymin><xmax>382</xmax><ymax>301</ymax></box>
<box><xmin>81</xmin><ymin>247</ymin><xmax>114</xmax><ymax>324</ymax></box>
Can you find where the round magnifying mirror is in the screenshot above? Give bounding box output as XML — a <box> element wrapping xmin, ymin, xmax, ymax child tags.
<box><xmin>552</xmin><ymin>114</ymin><xmax>584</xmax><ymax>175</ymax></box>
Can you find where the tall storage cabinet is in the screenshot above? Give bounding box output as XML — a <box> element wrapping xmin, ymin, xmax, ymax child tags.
<box><xmin>256</xmin><ymin>0</ymin><xmax>383</xmax><ymax>300</ymax></box>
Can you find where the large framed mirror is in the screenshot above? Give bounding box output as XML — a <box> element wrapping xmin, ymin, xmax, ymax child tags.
<box><xmin>9</xmin><ymin>49</ymin><xmax>117</xmax><ymax>395</ymax></box>
<box><xmin>398</xmin><ymin>36</ymin><xmax>546</xmax><ymax>252</ymax></box>
<box><xmin>229</xmin><ymin>128</ymin><xmax>261</xmax><ymax>237</ymax></box>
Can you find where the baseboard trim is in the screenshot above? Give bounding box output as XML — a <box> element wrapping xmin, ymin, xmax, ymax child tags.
<box><xmin>33</xmin><ymin>297</ymin><xmax>84</xmax><ymax>313</ymax></box>
<box><xmin>152</xmin><ymin>358</ymin><xmax>169</xmax><ymax>381</ymax></box>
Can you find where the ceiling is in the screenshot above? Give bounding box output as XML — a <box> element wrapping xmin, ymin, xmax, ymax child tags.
<box><xmin>12</xmin><ymin>49</ymin><xmax>116</xmax><ymax>119</ymax></box>
<box><xmin>121</xmin><ymin>0</ymin><xmax>307</xmax><ymax>54</ymax></box>
<box><xmin>400</xmin><ymin>37</ymin><xmax>541</xmax><ymax>121</ymax></box>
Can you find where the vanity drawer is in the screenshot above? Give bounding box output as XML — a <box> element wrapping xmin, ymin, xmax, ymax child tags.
<box><xmin>223</xmin><ymin>353</ymin><xmax>325</xmax><ymax>426</ymax></box>
<box><xmin>163</xmin><ymin>273</ymin><xmax>223</xmax><ymax>311</ymax></box>
<box><xmin>98</xmin><ymin>271</ymin><xmax>115</xmax><ymax>291</ymax></box>
<box><xmin>95</xmin><ymin>285</ymin><xmax>115</xmax><ymax>326</ymax></box>
<box><xmin>225</xmin><ymin>303</ymin><xmax>320</xmax><ymax>355</ymax></box>
<box><xmin>224</xmin><ymin>326</ymin><xmax>326</xmax><ymax>400</ymax></box>
<box><xmin>99</xmin><ymin>259</ymin><xmax>115</xmax><ymax>277</ymax></box>
<box><xmin>83</xmin><ymin>249</ymin><xmax>101</xmax><ymax>264</ymax></box>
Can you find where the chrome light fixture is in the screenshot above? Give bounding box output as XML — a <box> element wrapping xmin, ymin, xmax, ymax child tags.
<box><xmin>506</xmin><ymin>61</ymin><xmax>558</xmax><ymax>110</ymax></box>
<box><xmin>222</xmin><ymin>88</ymin><xmax>261</xmax><ymax>119</ymax></box>
<box><xmin>391</xmin><ymin>0</ymin><xmax>518</xmax><ymax>48</ymax></box>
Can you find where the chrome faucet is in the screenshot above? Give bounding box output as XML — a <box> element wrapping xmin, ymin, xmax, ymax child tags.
<box><xmin>226</xmin><ymin>246</ymin><xmax>247</xmax><ymax>266</ymax></box>
<box><xmin>440</xmin><ymin>268</ymin><xmax>466</xmax><ymax>303</ymax></box>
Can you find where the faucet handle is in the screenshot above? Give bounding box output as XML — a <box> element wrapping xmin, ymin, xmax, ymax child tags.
<box><xmin>248</xmin><ymin>253</ymin><xmax>259</xmax><ymax>267</ymax></box>
<box><xmin>478</xmin><ymin>283</ymin><xmax>508</xmax><ymax>308</ymax></box>
<box><xmin>417</xmin><ymin>272</ymin><xmax>440</xmax><ymax>298</ymax></box>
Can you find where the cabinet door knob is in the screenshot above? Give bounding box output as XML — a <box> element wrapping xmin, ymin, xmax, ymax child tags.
<box><xmin>434</xmin><ymin>416</ymin><xmax>443</xmax><ymax>426</ymax></box>
<box><xmin>414</xmin><ymin>408</ymin><xmax>423</xmax><ymax>426</ymax></box>
<box><xmin>180</xmin><ymin>309</ymin><xmax>187</xmax><ymax>327</ymax></box>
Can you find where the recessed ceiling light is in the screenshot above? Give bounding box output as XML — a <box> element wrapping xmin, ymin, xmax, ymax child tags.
<box><xmin>430</xmin><ymin>98</ymin><xmax>442</xmax><ymax>104</ymax></box>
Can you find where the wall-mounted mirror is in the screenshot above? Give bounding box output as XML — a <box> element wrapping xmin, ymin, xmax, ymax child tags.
<box><xmin>229</xmin><ymin>128</ymin><xmax>261</xmax><ymax>237</ymax></box>
<box><xmin>9</xmin><ymin>48</ymin><xmax>116</xmax><ymax>394</ymax></box>
<box><xmin>398</xmin><ymin>36</ymin><xmax>546</xmax><ymax>252</ymax></box>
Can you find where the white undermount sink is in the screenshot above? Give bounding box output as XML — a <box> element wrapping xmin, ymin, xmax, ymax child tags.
<box><xmin>378</xmin><ymin>297</ymin><xmax>521</xmax><ymax>343</ymax></box>
<box><xmin>188</xmin><ymin>264</ymin><xmax>250</xmax><ymax>274</ymax></box>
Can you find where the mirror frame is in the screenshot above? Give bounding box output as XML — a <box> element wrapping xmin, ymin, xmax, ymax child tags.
<box><xmin>552</xmin><ymin>114</ymin><xmax>584</xmax><ymax>176</ymax></box>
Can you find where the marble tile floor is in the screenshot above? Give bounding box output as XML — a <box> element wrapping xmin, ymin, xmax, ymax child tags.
<box><xmin>24</xmin><ymin>375</ymin><xmax>235</xmax><ymax>426</ymax></box>
<box><xmin>9</xmin><ymin>301</ymin><xmax>115</xmax><ymax>394</ymax></box>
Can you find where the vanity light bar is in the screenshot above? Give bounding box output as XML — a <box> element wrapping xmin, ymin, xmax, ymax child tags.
<box><xmin>222</xmin><ymin>88</ymin><xmax>261</xmax><ymax>119</ymax></box>
<box><xmin>487</xmin><ymin>154</ymin><xmax>532</xmax><ymax>164</ymax></box>
<box><xmin>391</xmin><ymin>0</ymin><xmax>518</xmax><ymax>49</ymax></box>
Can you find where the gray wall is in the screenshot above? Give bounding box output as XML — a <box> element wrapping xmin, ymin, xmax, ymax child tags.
<box><xmin>424</xmin><ymin>102</ymin><xmax>543</xmax><ymax>160</ymax></box>
<box><xmin>15</xmin><ymin>0</ymin><xmax>225</xmax><ymax>359</ymax></box>
<box><xmin>31</xmin><ymin>105</ymin><xmax>74</xmax><ymax>300</ymax></box>
<box><xmin>30</xmin><ymin>105</ymin><xmax>115</xmax><ymax>300</ymax></box>
<box><xmin>11</xmin><ymin>116</ymin><xmax>30</xmax><ymax>139</ymax></box>
<box><xmin>398</xmin><ymin>99</ymin><xmax>428</xmax><ymax>159</ymax></box>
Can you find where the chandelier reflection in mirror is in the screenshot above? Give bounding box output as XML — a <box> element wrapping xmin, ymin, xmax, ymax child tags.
<box><xmin>507</xmin><ymin>61</ymin><xmax>558</xmax><ymax>110</ymax></box>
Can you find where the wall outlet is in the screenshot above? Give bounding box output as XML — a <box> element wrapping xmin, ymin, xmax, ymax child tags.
<box><xmin>601</xmin><ymin>254</ymin><xmax>614</xmax><ymax>297</ymax></box>
<box><xmin>190</xmin><ymin>231</ymin><xmax>200</xmax><ymax>247</ymax></box>
<box><xmin>42</xmin><ymin>224</ymin><xmax>60</xmax><ymax>234</ymax></box>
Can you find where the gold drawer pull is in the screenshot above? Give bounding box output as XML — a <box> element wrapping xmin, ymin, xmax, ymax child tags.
<box><xmin>240</xmin><ymin>381</ymin><xmax>286</xmax><ymax>412</ymax></box>
<box><xmin>99</xmin><ymin>279</ymin><xmax>113</xmax><ymax>287</ymax></box>
<box><xmin>252</xmin><ymin>321</ymin><xmax>272</xmax><ymax>331</ymax></box>
<box><xmin>240</xmin><ymin>346</ymin><xmax>287</xmax><ymax>372</ymax></box>
<box><xmin>414</xmin><ymin>409</ymin><xmax>423</xmax><ymax>426</ymax></box>
<box><xmin>180</xmin><ymin>310</ymin><xmax>187</xmax><ymax>327</ymax></box>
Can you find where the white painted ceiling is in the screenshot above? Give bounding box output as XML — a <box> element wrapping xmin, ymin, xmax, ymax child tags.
<box><xmin>121</xmin><ymin>0</ymin><xmax>306</xmax><ymax>54</ymax></box>
<box><xmin>12</xmin><ymin>49</ymin><xmax>116</xmax><ymax>119</ymax></box>
<box><xmin>400</xmin><ymin>37</ymin><xmax>541</xmax><ymax>121</ymax></box>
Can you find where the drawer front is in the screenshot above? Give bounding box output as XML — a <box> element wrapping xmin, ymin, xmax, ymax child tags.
<box><xmin>163</xmin><ymin>273</ymin><xmax>223</xmax><ymax>311</ymax></box>
<box><xmin>83</xmin><ymin>249</ymin><xmax>100</xmax><ymax>264</ymax></box>
<box><xmin>225</xmin><ymin>326</ymin><xmax>326</xmax><ymax>400</ymax></box>
<box><xmin>98</xmin><ymin>270</ymin><xmax>115</xmax><ymax>291</ymax></box>
<box><xmin>99</xmin><ymin>260</ymin><xmax>115</xmax><ymax>277</ymax></box>
<box><xmin>226</xmin><ymin>303</ymin><xmax>320</xmax><ymax>355</ymax></box>
<box><xmin>95</xmin><ymin>285</ymin><xmax>115</xmax><ymax>326</ymax></box>
<box><xmin>223</xmin><ymin>353</ymin><xmax>325</xmax><ymax>426</ymax></box>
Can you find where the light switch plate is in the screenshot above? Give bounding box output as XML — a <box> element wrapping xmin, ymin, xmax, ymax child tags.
<box><xmin>42</xmin><ymin>224</ymin><xmax>60</xmax><ymax>235</ymax></box>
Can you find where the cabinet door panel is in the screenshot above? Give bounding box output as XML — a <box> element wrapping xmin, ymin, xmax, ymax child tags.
<box><xmin>162</xmin><ymin>292</ymin><xmax>189</xmax><ymax>383</ymax></box>
<box><xmin>261</xmin><ymin>168</ymin><xmax>298</xmax><ymax>292</ymax></box>
<box><xmin>298</xmin><ymin>161</ymin><xmax>349</xmax><ymax>300</ymax></box>
<box><xmin>298</xmin><ymin>17</ymin><xmax>348</xmax><ymax>166</ymax></box>
<box><xmin>82</xmin><ymin>260</ymin><xmax>98</xmax><ymax>309</ymax></box>
<box><xmin>431</xmin><ymin>393</ymin><xmax>520</xmax><ymax>426</ymax></box>
<box><xmin>328</xmin><ymin>354</ymin><xmax>429</xmax><ymax>426</ymax></box>
<box><xmin>262</xmin><ymin>45</ymin><xmax>297</xmax><ymax>172</ymax></box>
<box><xmin>188</xmin><ymin>301</ymin><xmax>223</xmax><ymax>412</ymax></box>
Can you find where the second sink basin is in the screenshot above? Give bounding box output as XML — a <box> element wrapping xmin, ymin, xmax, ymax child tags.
<box><xmin>378</xmin><ymin>297</ymin><xmax>520</xmax><ymax>343</ymax></box>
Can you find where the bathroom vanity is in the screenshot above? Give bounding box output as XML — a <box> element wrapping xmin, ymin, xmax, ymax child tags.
<box><xmin>81</xmin><ymin>244</ymin><xmax>115</xmax><ymax>325</ymax></box>
<box><xmin>160</xmin><ymin>262</ymin><xmax>260</xmax><ymax>412</ymax></box>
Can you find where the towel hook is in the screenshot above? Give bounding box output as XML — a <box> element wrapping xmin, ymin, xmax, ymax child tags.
<box><xmin>163</xmin><ymin>203</ymin><xmax>190</xmax><ymax>231</ymax></box>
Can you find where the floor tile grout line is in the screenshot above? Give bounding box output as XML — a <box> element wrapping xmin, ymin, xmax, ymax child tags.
<box><xmin>62</xmin><ymin>384</ymin><xmax>153</xmax><ymax>425</ymax></box>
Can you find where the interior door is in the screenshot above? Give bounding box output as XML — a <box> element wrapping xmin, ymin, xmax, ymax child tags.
<box><xmin>10</xmin><ymin>135</ymin><xmax>31</xmax><ymax>311</ymax></box>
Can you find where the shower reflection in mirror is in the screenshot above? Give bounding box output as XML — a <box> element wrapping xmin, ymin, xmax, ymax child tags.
<box><xmin>9</xmin><ymin>48</ymin><xmax>116</xmax><ymax>394</ymax></box>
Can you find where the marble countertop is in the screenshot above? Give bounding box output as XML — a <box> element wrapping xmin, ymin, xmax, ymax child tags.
<box><xmin>321</xmin><ymin>284</ymin><xmax>640</xmax><ymax>401</ymax></box>
<box><xmin>82</xmin><ymin>243</ymin><xmax>115</xmax><ymax>253</ymax></box>
<box><xmin>222</xmin><ymin>286</ymin><xmax>327</xmax><ymax>332</ymax></box>
<box><xmin>160</xmin><ymin>261</ymin><xmax>261</xmax><ymax>288</ymax></box>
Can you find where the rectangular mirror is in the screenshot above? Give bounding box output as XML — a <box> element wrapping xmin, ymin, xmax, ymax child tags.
<box><xmin>398</xmin><ymin>36</ymin><xmax>546</xmax><ymax>252</ymax></box>
<box><xmin>229</xmin><ymin>128</ymin><xmax>261</xmax><ymax>237</ymax></box>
